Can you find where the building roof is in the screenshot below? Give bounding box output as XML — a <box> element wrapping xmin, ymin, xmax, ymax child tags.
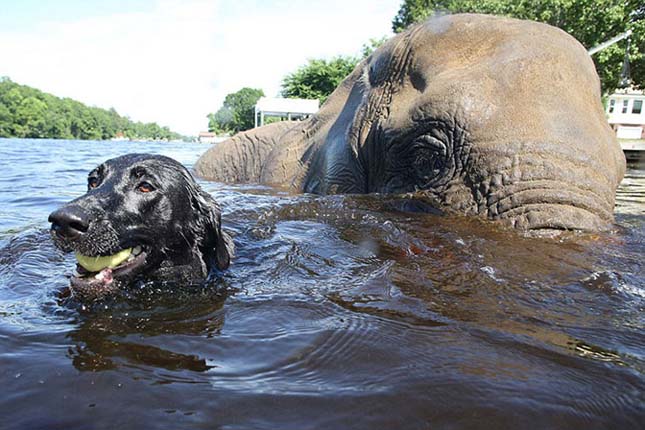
<box><xmin>610</xmin><ymin>85</ymin><xmax>644</xmax><ymax>97</ymax></box>
<box><xmin>255</xmin><ymin>97</ymin><xmax>319</xmax><ymax>115</ymax></box>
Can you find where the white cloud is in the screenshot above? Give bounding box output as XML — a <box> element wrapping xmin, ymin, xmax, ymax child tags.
<box><xmin>0</xmin><ymin>0</ymin><xmax>400</xmax><ymax>135</ymax></box>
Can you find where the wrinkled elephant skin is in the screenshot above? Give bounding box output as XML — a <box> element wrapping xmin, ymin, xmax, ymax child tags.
<box><xmin>196</xmin><ymin>14</ymin><xmax>626</xmax><ymax>232</ymax></box>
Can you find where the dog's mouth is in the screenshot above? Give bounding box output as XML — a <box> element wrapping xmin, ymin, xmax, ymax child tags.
<box><xmin>70</xmin><ymin>245</ymin><xmax>148</xmax><ymax>294</ymax></box>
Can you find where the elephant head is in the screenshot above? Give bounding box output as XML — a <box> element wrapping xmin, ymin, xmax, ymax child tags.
<box><xmin>196</xmin><ymin>14</ymin><xmax>625</xmax><ymax>232</ymax></box>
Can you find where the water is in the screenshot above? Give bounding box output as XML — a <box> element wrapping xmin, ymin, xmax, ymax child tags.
<box><xmin>0</xmin><ymin>138</ymin><xmax>643</xmax><ymax>429</ymax></box>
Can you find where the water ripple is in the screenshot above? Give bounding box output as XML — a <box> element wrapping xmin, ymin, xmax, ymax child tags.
<box><xmin>0</xmin><ymin>139</ymin><xmax>643</xmax><ymax>429</ymax></box>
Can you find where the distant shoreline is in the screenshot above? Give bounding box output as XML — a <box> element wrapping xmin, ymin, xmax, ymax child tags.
<box><xmin>0</xmin><ymin>77</ymin><xmax>185</xmax><ymax>142</ymax></box>
<box><xmin>0</xmin><ymin>136</ymin><xmax>193</xmax><ymax>143</ymax></box>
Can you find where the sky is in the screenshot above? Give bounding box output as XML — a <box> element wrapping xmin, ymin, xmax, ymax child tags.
<box><xmin>0</xmin><ymin>0</ymin><xmax>402</xmax><ymax>135</ymax></box>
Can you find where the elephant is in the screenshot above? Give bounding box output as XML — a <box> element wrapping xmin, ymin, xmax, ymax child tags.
<box><xmin>195</xmin><ymin>14</ymin><xmax>626</xmax><ymax>232</ymax></box>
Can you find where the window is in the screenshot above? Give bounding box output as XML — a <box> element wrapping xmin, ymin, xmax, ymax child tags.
<box><xmin>622</xmin><ymin>99</ymin><xmax>629</xmax><ymax>114</ymax></box>
<box><xmin>608</xmin><ymin>99</ymin><xmax>615</xmax><ymax>113</ymax></box>
<box><xmin>632</xmin><ymin>100</ymin><xmax>643</xmax><ymax>115</ymax></box>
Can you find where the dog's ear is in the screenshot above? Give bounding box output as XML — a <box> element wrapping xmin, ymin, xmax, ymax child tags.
<box><xmin>191</xmin><ymin>189</ymin><xmax>234</xmax><ymax>271</ymax></box>
<box><xmin>214</xmin><ymin>226</ymin><xmax>234</xmax><ymax>270</ymax></box>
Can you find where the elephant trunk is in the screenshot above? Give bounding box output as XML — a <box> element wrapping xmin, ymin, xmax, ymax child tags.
<box><xmin>488</xmin><ymin>179</ymin><xmax>615</xmax><ymax>231</ymax></box>
<box><xmin>470</xmin><ymin>133</ymin><xmax>624</xmax><ymax>232</ymax></box>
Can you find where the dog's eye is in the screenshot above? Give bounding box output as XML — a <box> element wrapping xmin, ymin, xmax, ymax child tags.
<box><xmin>137</xmin><ymin>182</ymin><xmax>155</xmax><ymax>193</ymax></box>
<box><xmin>88</xmin><ymin>178</ymin><xmax>99</xmax><ymax>189</ymax></box>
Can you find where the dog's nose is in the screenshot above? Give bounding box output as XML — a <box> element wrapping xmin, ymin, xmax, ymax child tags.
<box><xmin>48</xmin><ymin>206</ymin><xmax>90</xmax><ymax>239</ymax></box>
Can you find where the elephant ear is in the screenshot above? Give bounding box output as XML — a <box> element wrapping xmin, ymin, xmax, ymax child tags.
<box><xmin>191</xmin><ymin>189</ymin><xmax>234</xmax><ymax>271</ymax></box>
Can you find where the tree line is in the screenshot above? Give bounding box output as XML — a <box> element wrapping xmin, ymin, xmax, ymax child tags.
<box><xmin>208</xmin><ymin>0</ymin><xmax>643</xmax><ymax>135</ymax></box>
<box><xmin>0</xmin><ymin>77</ymin><xmax>182</xmax><ymax>141</ymax></box>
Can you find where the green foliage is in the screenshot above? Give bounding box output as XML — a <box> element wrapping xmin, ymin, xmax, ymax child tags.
<box><xmin>277</xmin><ymin>38</ymin><xmax>388</xmax><ymax>106</ymax></box>
<box><xmin>207</xmin><ymin>87</ymin><xmax>264</xmax><ymax>134</ymax></box>
<box><xmin>224</xmin><ymin>87</ymin><xmax>265</xmax><ymax>132</ymax></box>
<box><xmin>0</xmin><ymin>102</ymin><xmax>12</xmax><ymax>137</ymax></box>
<box><xmin>15</xmin><ymin>97</ymin><xmax>48</xmax><ymax>138</ymax></box>
<box><xmin>207</xmin><ymin>108</ymin><xmax>233</xmax><ymax>134</ymax></box>
<box><xmin>281</xmin><ymin>56</ymin><xmax>360</xmax><ymax>104</ymax></box>
<box><xmin>360</xmin><ymin>37</ymin><xmax>389</xmax><ymax>58</ymax></box>
<box><xmin>391</xmin><ymin>0</ymin><xmax>645</xmax><ymax>93</ymax></box>
<box><xmin>0</xmin><ymin>77</ymin><xmax>183</xmax><ymax>141</ymax></box>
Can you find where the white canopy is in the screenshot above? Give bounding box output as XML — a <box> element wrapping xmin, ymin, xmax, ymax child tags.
<box><xmin>254</xmin><ymin>97</ymin><xmax>319</xmax><ymax>127</ymax></box>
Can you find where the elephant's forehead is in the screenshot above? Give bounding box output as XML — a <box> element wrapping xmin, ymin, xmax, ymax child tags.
<box><xmin>391</xmin><ymin>14</ymin><xmax>595</xmax><ymax>79</ymax></box>
<box><xmin>374</xmin><ymin>14</ymin><xmax>602</xmax><ymax>137</ymax></box>
<box><xmin>370</xmin><ymin>14</ymin><xmax>598</xmax><ymax>102</ymax></box>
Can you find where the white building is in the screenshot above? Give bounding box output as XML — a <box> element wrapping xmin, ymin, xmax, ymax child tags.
<box><xmin>254</xmin><ymin>97</ymin><xmax>319</xmax><ymax>128</ymax></box>
<box><xmin>606</xmin><ymin>86</ymin><xmax>645</xmax><ymax>140</ymax></box>
<box><xmin>198</xmin><ymin>131</ymin><xmax>228</xmax><ymax>144</ymax></box>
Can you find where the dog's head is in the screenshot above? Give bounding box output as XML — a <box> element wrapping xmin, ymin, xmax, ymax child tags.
<box><xmin>49</xmin><ymin>154</ymin><xmax>233</xmax><ymax>300</ymax></box>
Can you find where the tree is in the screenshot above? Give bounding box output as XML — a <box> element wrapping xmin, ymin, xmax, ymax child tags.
<box><xmin>0</xmin><ymin>77</ymin><xmax>183</xmax><ymax>141</ymax></box>
<box><xmin>0</xmin><ymin>102</ymin><xmax>11</xmax><ymax>137</ymax></box>
<box><xmin>45</xmin><ymin>110</ymin><xmax>72</xmax><ymax>139</ymax></box>
<box><xmin>14</xmin><ymin>97</ymin><xmax>48</xmax><ymax>138</ymax></box>
<box><xmin>4</xmin><ymin>87</ymin><xmax>24</xmax><ymax>115</ymax></box>
<box><xmin>281</xmin><ymin>56</ymin><xmax>359</xmax><ymax>104</ymax></box>
<box><xmin>224</xmin><ymin>87</ymin><xmax>265</xmax><ymax>132</ymax></box>
<box><xmin>207</xmin><ymin>107</ymin><xmax>234</xmax><ymax>134</ymax></box>
<box><xmin>207</xmin><ymin>87</ymin><xmax>264</xmax><ymax>134</ymax></box>
<box><xmin>391</xmin><ymin>0</ymin><xmax>645</xmax><ymax>93</ymax></box>
<box><xmin>280</xmin><ymin>39</ymin><xmax>388</xmax><ymax>106</ymax></box>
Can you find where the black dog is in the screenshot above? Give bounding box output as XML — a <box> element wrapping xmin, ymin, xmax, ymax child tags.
<box><xmin>49</xmin><ymin>154</ymin><xmax>233</xmax><ymax>300</ymax></box>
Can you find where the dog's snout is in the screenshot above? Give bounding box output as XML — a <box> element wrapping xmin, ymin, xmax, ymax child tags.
<box><xmin>48</xmin><ymin>206</ymin><xmax>90</xmax><ymax>239</ymax></box>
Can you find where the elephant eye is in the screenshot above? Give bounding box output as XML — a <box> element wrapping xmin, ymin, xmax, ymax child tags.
<box><xmin>411</xmin><ymin>134</ymin><xmax>449</xmax><ymax>185</ymax></box>
<box><xmin>413</xmin><ymin>135</ymin><xmax>447</xmax><ymax>156</ymax></box>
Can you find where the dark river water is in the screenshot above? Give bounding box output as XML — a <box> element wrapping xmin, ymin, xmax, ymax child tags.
<box><xmin>0</xmin><ymin>138</ymin><xmax>643</xmax><ymax>429</ymax></box>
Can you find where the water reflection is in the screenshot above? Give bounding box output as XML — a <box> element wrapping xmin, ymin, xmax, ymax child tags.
<box><xmin>66</xmin><ymin>289</ymin><xmax>228</xmax><ymax>373</ymax></box>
